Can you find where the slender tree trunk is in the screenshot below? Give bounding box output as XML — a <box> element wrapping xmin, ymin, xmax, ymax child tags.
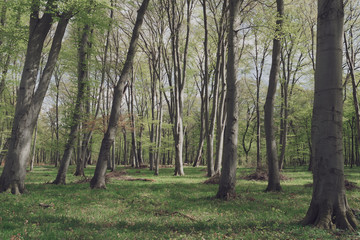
<box><xmin>202</xmin><ymin>0</ymin><xmax>215</xmax><ymax>177</ymax></box>
<box><xmin>54</xmin><ymin>24</ymin><xmax>90</xmax><ymax>184</ymax></box>
<box><xmin>154</xmin><ymin>71</ymin><xmax>163</xmax><ymax>175</ymax></box>
<box><xmin>344</xmin><ymin>34</ymin><xmax>360</xmax><ymax>147</ymax></box>
<box><xmin>215</xmin><ymin>34</ymin><xmax>227</xmax><ymax>173</ymax></box>
<box><xmin>54</xmin><ymin>69</ymin><xmax>61</xmax><ymax>167</ymax></box>
<box><xmin>216</xmin><ymin>0</ymin><xmax>240</xmax><ymax>199</ymax></box>
<box><xmin>29</xmin><ymin>121</ymin><xmax>38</xmax><ymax>172</ymax></box>
<box><xmin>129</xmin><ymin>81</ymin><xmax>139</xmax><ymax>168</ymax></box>
<box><xmin>264</xmin><ymin>0</ymin><xmax>283</xmax><ymax>192</ymax></box>
<box><xmin>302</xmin><ymin>0</ymin><xmax>358</xmax><ymax>230</ymax></box>
<box><xmin>90</xmin><ymin>0</ymin><xmax>149</xmax><ymax>189</ymax></box>
<box><xmin>193</xmin><ymin>84</ymin><xmax>205</xmax><ymax>167</ymax></box>
<box><xmin>0</xmin><ymin>5</ymin><xmax>69</xmax><ymax>193</ymax></box>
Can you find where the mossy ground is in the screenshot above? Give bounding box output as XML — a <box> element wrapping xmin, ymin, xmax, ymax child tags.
<box><xmin>0</xmin><ymin>165</ymin><xmax>359</xmax><ymax>239</ymax></box>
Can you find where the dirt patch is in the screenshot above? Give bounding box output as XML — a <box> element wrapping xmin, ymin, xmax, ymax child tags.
<box><xmin>106</xmin><ymin>171</ymin><xmax>128</xmax><ymax>178</ymax></box>
<box><xmin>241</xmin><ymin>170</ymin><xmax>292</xmax><ymax>181</ymax></box>
<box><xmin>203</xmin><ymin>172</ymin><xmax>221</xmax><ymax>184</ymax></box>
<box><xmin>304</xmin><ymin>180</ymin><xmax>359</xmax><ymax>191</ymax></box>
<box><xmin>73</xmin><ymin>170</ymin><xmax>155</xmax><ymax>184</ymax></box>
<box><xmin>74</xmin><ymin>177</ymin><xmax>91</xmax><ymax>184</ymax></box>
<box><xmin>345</xmin><ymin>180</ymin><xmax>360</xmax><ymax>190</ymax></box>
<box><xmin>106</xmin><ymin>170</ymin><xmax>155</xmax><ymax>182</ymax></box>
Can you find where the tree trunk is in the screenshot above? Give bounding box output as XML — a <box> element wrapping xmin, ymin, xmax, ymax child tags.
<box><xmin>264</xmin><ymin>0</ymin><xmax>283</xmax><ymax>192</ymax></box>
<box><xmin>344</xmin><ymin>32</ymin><xmax>360</xmax><ymax>148</ymax></box>
<box><xmin>0</xmin><ymin>5</ymin><xmax>69</xmax><ymax>193</ymax></box>
<box><xmin>302</xmin><ymin>0</ymin><xmax>358</xmax><ymax>231</ymax></box>
<box><xmin>202</xmin><ymin>0</ymin><xmax>215</xmax><ymax>177</ymax></box>
<box><xmin>54</xmin><ymin>24</ymin><xmax>90</xmax><ymax>184</ymax></box>
<box><xmin>193</xmin><ymin>83</ymin><xmax>205</xmax><ymax>167</ymax></box>
<box><xmin>29</xmin><ymin>121</ymin><xmax>38</xmax><ymax>172</ymax></box>
<box><xmin>215</xmin><ymin>33</ymin><xmax>227</xmax><ymax>174</ymax></box>
<box><xmin>216</xmin><ymin>0</ymin><xmax>240</xmax><ymax>200</ymax></box>
<box><xmin>90</xmin><ymin>0</ymin><xmax>149</xmax><ymax>189</ymax></box>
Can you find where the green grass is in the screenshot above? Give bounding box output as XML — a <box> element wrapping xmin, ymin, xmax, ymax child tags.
<box><xmin>0</xmin><ymin>165</ymin><xmax>360</xmax><ymax>239</ymax></box>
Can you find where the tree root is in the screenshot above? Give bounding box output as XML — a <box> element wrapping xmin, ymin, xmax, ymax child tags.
<box><xmin>302</xmin><ymin>201</ymin><xmax>358</xmax><ymax>231</ymax></box>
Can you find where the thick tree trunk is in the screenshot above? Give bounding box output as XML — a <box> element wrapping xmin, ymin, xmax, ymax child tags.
<box><xmin>0</xmin><ymin>7</ymin><xmax>69</xmax><ymax>193</ymax></box>
<box><xmin>90</xmin><ymin>0</ymin><xmax>149</xmax><ymax>189</ymax></box>
<box><xmin>264</xmin><ymin>0</ymin><xmax>283</xmax><ymax>192</ymax></box>
<box><xmin>302</xmin><ymin>0</ymin><xmax>358</xmax><ymax>231</ymax></box>
<box><xmin>216</xmin><ymin>0</ymin><xmax>240</xmax><ymax>200</ymax></box>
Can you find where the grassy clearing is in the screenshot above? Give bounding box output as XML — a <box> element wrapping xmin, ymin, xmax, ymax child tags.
<box><xmin>0</xmin><ymin>166</ymin><xmax>360</xmax><ymax>239</ymax></box>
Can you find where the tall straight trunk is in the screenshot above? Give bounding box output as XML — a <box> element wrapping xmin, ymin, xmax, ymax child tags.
<box><xmin>165</xmin><ymin>0</ymin><xmax>194</xmax><ymax>176</ymax></box>
<box><xmin>344</xmin><ymin>33</ymin><xmax>360</xmax><ymax>146</ymax></box>
<box><xmin>202</xmin><ymin>0</ymin><xmax>215</xmax><ymax>177</ymax></box>
<box><xmin>215</xmin><ymin>31</ymin><xmax>227</xmax><ymax>173</ymax></box>
<box><xmin>149</xmin><ymin>56</ymin><xmax>156</xmax><ymax>171</ymax></box>
<box><xmin>90</xmin><ymin>0</ymin><xmax>149</xmax><ymax>189</ymax></box>
<box><xmin>278</xmin><ymin>80</ymin><xmax>288</xmax><ymax>170</ymax></box>
<box><xmin>216</xmin><ymin>0</ymin><xmax>240</xmax><ymax>200</ymax></box>
<box><xmin>137</xmin><ymin>125</ymin><xmax>143</xmax><ymax>165</ymax></box>
<box><xmin>154</xmin><ymin>54</ymin><xmax>163</xmax><ymax>176</ymax></box>
<box><xmin>54</xmin><ymin>69</ymin><xmax>61</xmax><ymax>167</ymax></box>
<box><xmin>302</xmin><ymin>0</ymin><xmax>358</xmax><ymax>230</ymax></box>
<box><xmin>122</xmin><ymin>128</ymin><xmax>127</xmax><ymax>165</ymax></box>
<box><xmin>264</xmin><ymin>0</ymin><xmax>283</xmax><ymax>192</ymax></box>
<box><xmin>0</xmin><ymin>4</ymin><xmax>69</xmax><ymax>193</ymax></box>
<box><xmin>53</xmin><ymin>24</ymin><xmax>90</xmax><ymax>184</ymax></box>
<box><xmin>193</xmin><ymin>84</ymin><xmax>205</xmax><ymax>167</ymax></box>
<box><xmin>129</xmin><ymin>81</ymin><xmax>139</xmax><ymax>168</ymax></box>
<box><xmin>29</xmin><ymin>121</ymin><xmax>38</xmax><ymax>171</ymax></box>
<box><xmin>77</xmin><ymin>2</ymin><xmax>113</xmax><ymax>174</ymax></box>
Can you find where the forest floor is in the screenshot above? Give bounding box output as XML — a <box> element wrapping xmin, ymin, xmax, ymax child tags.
<box><xmin>0</xmin><ymin>165</ymin><xmax>360</xmax><ymax>239</ymax></box>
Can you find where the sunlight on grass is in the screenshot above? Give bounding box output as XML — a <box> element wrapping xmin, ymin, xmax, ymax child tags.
<box><xmin>0</xmin><ymin>166</ymin><xmax>359</xmax><ymax>239</ymax></box>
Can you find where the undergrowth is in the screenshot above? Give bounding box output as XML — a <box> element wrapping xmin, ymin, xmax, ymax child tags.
<box><xmin>0</xmin><ymin>165</ymin><xmax>359</xmax><ymax>239</ymax></box>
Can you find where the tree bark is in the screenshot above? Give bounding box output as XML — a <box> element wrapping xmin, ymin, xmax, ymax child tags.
<box><xmin>264</xmin><ymin>0</ymin><xmax>283</xmax><ymax>192</ymax></box>
<box><xmin>0</xmin><ymin>3</ymin><xmax>69</xmax><ymax>193</ymax></box>
<box><xmin>90</xmin><ymin>0</ymin><xmax>149</xmax><ymax>189</ymax></box>
<box><xmin>216</xmin><ymin>0</ymin><xmax>240</xmax><ymax>200</ymax></box>
<box><xmin>54</xmin><ymin>24</ymin><xmax>90</xmax><ymax>184</ymax></box>
<box><xmin>29</xmin><ymin>121</ymin><xmax>38</xmax><ymax>172</ymax></box>
<box><xmin>302</xmin><ymin>0</ymin><xmax>358</xmax><ymax>231</ymax></box>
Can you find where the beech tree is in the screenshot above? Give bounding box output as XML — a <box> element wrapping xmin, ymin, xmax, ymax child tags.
<box><xmin>302</xmin><ymin>0</ymin><xmax>358</xmax><ymax>230</ymax></box>
<box><xmin>264</xmin><ymin>0</ymin><xmax>283</xmax><ymax>192</ymax></box>
<box><xmin>53</xmin><ymin>23</ymin><xmax>91</xmax><ymax>184</ymax></box>
<box><xmin>90</xmin><ymin>0</ymin><xmax>150</xmax><ymax>189</ymax></box>
<box><xmin>216</xmin><ymin>0</ymin><xmax>240</xmax><ymax>199</ymax></box>
<box><xmin>0</xmin><ymin>0</ymin><xmax>71</xmax><ymax>194</ymax></box>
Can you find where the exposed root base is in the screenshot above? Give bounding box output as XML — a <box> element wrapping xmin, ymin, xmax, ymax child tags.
<box><xmin>265</xmin><ymin>184</ymin><xmax>282</xmax><ymax>192</ymax></box>
<box><xmin>215</xmin><ymin>190</ymin><xmax>237</xmax><ymax>200</ymax></box>
<box><xmin>73</xmin><ymin>172</ymin><xmax>85</xmax><ymax>177</ymax></box>
<box><xmin>203</xmin><ymin>172</ymin><xmax>221</xmax><ymax>184</ymax></box>
<box><xmin>90</xmin><ymin>178</ymin><xmax>106</xmax><ymax>189</ymax></box>
<box><xmin>302</xmin><ymin>203</ymin><xmax>358</xmax><ymax>231</ymax></box>
<box><xmin>52</xmin><ymin>179</ymin><xmax>66</xmax><ymax>185</ymax></box>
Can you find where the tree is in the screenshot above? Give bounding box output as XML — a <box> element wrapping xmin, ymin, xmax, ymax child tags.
<box><xmin>163</xmin><ymin>0</ymin><xmax>195</xmax><ymax>176</ymax></box>
<box><xmin>0</xmin><ymin>0</ymin><xmax>70</xmax><ymax>194</ymax></box>
<box><xmin>90</xmin><ymin>0</ymin><xmax>150</xmax><ymax>189</ymax></box>
<box><xmin>302</xmin><ymin>0</ymin><xmax>358</xmax><ymax>230</ymax></box>
<box><xmin>216</xmin><ymin>0</ymin><xmax>240</xmax><ymax>199</ymax></box>
<box><xmin>264</xmin><ymin>0</ymin><xmax>283</xmax><ymax>192</ymax></box>
<box><xmin>53</xmin><ymin>22</ymin><xmax>91</xmax><ymax>184</ymax></box>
